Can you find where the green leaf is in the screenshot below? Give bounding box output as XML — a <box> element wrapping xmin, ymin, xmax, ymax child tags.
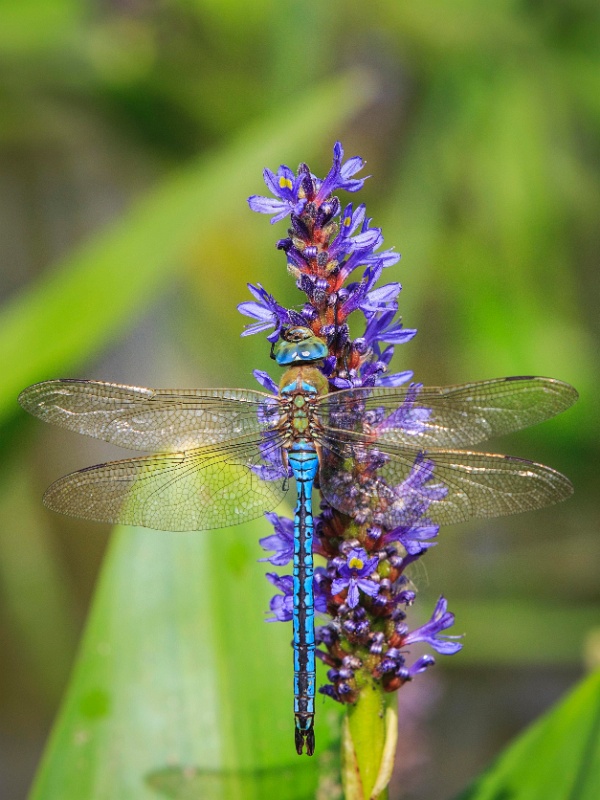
<box><xmin>29</xmin><ymin>523</ymin><xmax>342</xmax><ymax>800</ymax></box>
<box><xmin>454</xmin><ymin>670</ymin><xmax>600</xmax><ymax>800</ymax></box>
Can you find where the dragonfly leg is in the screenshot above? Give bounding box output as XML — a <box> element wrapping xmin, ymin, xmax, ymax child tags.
<box><xmin>313</xmin><ymin>441</ymin><xmax>323</xmax><ymax>490</ymax></box>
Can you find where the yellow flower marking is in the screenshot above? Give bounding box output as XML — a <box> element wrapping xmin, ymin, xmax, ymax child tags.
<box><xmin>279</xmin><ymin>176</ymin><xmax>293</xmax><ymax>190</ymax></box>
<box><xmin>343</xmin><ymin>215</ymin><xmax>352</xmax><ymax>227</ymax></box>
<box><xmin>348</xmin><ymin>556</ymin><xmax>364</xmax><ymax>570</ymax></box>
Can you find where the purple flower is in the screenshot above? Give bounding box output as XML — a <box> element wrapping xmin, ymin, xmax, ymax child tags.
<box><xmin>249</xmin><ymin>429</ymin><xmax>290</xmax><ymax>482</ymax></box>
<box><xmin>330</xmin><ymin>370</ymin><xmax>368</xmax><ymax>390</ymax></box>
<box><xmin>363</xmin><ymin>310</ymin><xmax>417</xmax><ymax>350</ymax></box>
<box><xmin>238</xmin><ymin>283</ymin><xmax>306</xmax><ymax>342</ymax></box>
<box><xmin>358</xmin><ymin>344</ymin><xmax>414</xmax><ymax>387</ymax></box>
<box><xmin>407</xmin><ymin>655</ymin><xmax>436</xmax><ymax>678</ymax></box>
<box><xmin>313</xmin><ymin>568</ymin><xmax>329</xmax><ymax>614</ymax></box>
<box><xmin>379</xmin><ymin>384</ymin><xmax>431</xmax><ymax>435</ymax></box>
<box><xmin>331</xmin><ymin>547</ymin><xmax>380</xmax><ymax>608</ymax></box>
<box><xmin>252</xmin><ymin>369</ymin><xmax>279</xmax><ymax>394</ymax></box>
<box><xmin>337</xmin><ymin>227</ymin><xmax>385</xmax><ymax>281</ymax></box>
<box><xmin>248</xmin><ymin>142</ymin><xmax>367</xmax><ymax>225</ymax></box>
<box><xmin>380</xmin><ymin>460</ymin><xmax>447</xmax><ymax>532</ymax></box>
<box><xmin>248</xmin><ymin>165</ymin><xmax>307</xmax><ymax>224</ymax></box>
<box><xmin>398</xmin><ymin>455</ymin><xmax>448</xmax><ymax>501</ymax></box>
<box><xmin>383</xmin><ymin>518</ymin><xmax>440</xmax><ymax>555</ymax></box>
<box><xmin>376</xmin><ymin>370</ymin><xmax>414</xmax><ymax>388</ymax></box>
<box><xmin>314</xmin><ymin>141</ymin><xmax>367</xmax><ymax>203</ymax></box>
<box><xmin>338</xmin><ymin>266</ymin><xmax>387</xmax><ymax>319</ymax></box>
<box><xmin>339</xmin><ymin>203</ymin><xmax>366</xmax><ymax>238</ymax></box>
<box><xmin>403</xmin><ymin>597</ymin><xmax>463</xmax><ymax>655</ymax></box>
<box><xmin>358</xmin><ymin>282</ymin><xmax>402</xmax><ymax>314</ymax></box>
<box><xmin>259</xmin><ymin>512</ymin><xmax>294</xmax><ymax>566</ymax></box>
<box><xmin>266</xmin><ymin>566</ymin><xmax>328</xmax><ymax>622</ymax></box>
<box><xmin>265</xmin><ymin>573</ymin><xmax>294</xmax><ymax>622</ymax></box>
<box><xmin>251</xmin><ymin>448</ymin><xmax>289</xmax><ymax>482</ymax></box>
<box><xmin>238</xmin><ymin>283</ymin><xmax>289</xmax><ymax>341</ymax></box>
<box><xmin>327</xmin><ymin>204</ymin><xmax>372</xmax><ymax>264</ymax></box>
<box><xmin>337</xmin><ymin>218</ymin><xmax>400</xmax><ymax>282</ymax></box>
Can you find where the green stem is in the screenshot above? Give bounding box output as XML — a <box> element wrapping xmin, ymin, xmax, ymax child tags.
<box><xmin>341</xmin><ymin>679</ymin><xmax>398</xmax><ymax>800</ymax></box>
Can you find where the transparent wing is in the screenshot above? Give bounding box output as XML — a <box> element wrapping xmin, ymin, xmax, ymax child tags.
<box><xmin>42</xmin><ymin>432</ymin><xmax>289</xmax><ymax>531</ymax></box>
<box><xmin>315</xmin><ymin>377</ymin><xmax>578</xmax><ymax>448</ymax></box>
<box><xmin>318</xmin><ymin>431</ymin><xmax>573</xmax><ymax>527</ymax></box>
<box><xmin>18</xmin><ymin>380</ymin><xmax>280</xmax><ymax>451</ymax></box>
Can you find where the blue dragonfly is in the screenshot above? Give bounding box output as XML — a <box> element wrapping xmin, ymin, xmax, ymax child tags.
<box><xmin>18</xmin><ymin>327</ymin><xmax>577</xmax><ymax>755</ymax></box>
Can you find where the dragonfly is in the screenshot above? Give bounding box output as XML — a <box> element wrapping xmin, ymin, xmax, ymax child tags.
<box><xmin>18</xmin><ymin>327</ymin><xmax>577</xmax><ymax>756</ymax></box>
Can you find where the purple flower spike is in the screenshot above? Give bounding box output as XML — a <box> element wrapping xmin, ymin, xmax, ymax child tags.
<box><xmin>403</xmin><ymin>597</ymin><xmax>463</xmax><ymax>655</ymax></box>
<box><xmin>245</xmin><ymin>144</ymin><xmax>467</xmax><ymax>713</ymax></box>
<box><xmin>331</xmin><ymin>547</ymin><xmax>380</xmax><ymax>608</ymax></box>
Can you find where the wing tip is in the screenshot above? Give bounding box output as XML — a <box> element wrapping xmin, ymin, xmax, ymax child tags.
<box><xmin>18</xmin><ymin>378</ymin><xmax>73</xmax><ymax>412</ymax></box>
<box><xmin>17</xmin><ymin>382</ymin><xmax>43</xmax><ymax>411</ymax></box>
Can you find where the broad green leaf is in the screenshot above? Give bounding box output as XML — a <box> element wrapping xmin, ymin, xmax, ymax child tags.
<box><xmin>454</xmin><ymin>670</ymin><xmax>600</xmax><ymax>800</ymax></box>
<box><xmin>0</xmin><ymin>68</ymin><xmax>375</xmax><ymax>423</ymax></box>
<box><xmin>29</xmin><ymin>522</ymin><xmax>342</xmax><ymax>800</ymax></box>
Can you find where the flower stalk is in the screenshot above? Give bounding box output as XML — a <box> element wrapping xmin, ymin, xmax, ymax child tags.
<box><xmin>343</xmin><ymin>678</ymin><xmax>398</xmax><ymax>800</ymax></box>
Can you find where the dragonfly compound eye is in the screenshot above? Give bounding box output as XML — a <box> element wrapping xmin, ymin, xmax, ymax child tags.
<box><xmin>273</xmin><ymin>328</ymin><xmax>328</xmax><ymax>365</ymax></box>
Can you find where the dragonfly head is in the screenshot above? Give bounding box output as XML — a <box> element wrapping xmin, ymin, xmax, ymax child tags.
<box><xmin>271</xmin><ymin>326</ymin><xmax>328</xmax><ymax>366</ymax></box>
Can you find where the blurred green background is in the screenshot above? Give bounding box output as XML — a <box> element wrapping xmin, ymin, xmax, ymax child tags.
<box><xmin>0</xmin><ymin>1</ymin><xmax>598</xmax><ymax>798</ymax></box>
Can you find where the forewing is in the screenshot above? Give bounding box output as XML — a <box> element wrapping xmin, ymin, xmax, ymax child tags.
<box><xmin>318</xmin><ymin>432</ymin><xmax>573</xmax><ymax>527</ymax></box>
<box><xmin>315</xmin><ymin>377</ymin><xmax>578</xmax><ymax>448</ymax></box>
<box><xmin>42</xmin><ymin>432</ymin><xmax>289</xmax><ymax>531</ymax></box>
<box><xmin>18</xmin><ymin>380</ymin><xmax>280</xmax><ymax>451</ymax></box>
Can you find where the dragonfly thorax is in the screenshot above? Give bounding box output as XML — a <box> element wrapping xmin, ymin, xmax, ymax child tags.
<box><xmin>277</xmin><ymin>365</ymin><xmax>328</xmax><ymax>447</ymax></box>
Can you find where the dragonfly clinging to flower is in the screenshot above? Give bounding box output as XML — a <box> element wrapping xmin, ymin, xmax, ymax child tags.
<box><xmin>18</xmin><ymin>326</ymin><xmax>577</xmax><ymax>756</ymax></box>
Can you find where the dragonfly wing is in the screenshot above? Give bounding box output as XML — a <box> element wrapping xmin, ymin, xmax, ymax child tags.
<box><xmin>315</xmin><ymin>377</ymin><xmax>577</xmax><ymax>448</ymax></box>
<box><xmin>42</xmin><ymin>433</ymin><xmax>289</xmax><ymax>531</ymax></box>
<box><xmin>318</xmin><ymin>433</ymin><xmax>573</xmax><ymax>527</ymax></box>
<box><xmin>18</xmin><ymin>380</ymin><xmax>280</xmax><ymax>451</ymax></box>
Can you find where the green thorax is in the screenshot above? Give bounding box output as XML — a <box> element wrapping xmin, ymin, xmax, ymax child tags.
<box><xmin>279</xmin><ymin>365</ymin><xmax>328</xmax><ymax>438</ymax></box>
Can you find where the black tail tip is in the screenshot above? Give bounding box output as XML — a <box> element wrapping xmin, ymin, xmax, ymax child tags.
<box><xmin>295</xmin><ymin>725</ymin><xmax>315</xmax><ymax>756</ymax></box>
